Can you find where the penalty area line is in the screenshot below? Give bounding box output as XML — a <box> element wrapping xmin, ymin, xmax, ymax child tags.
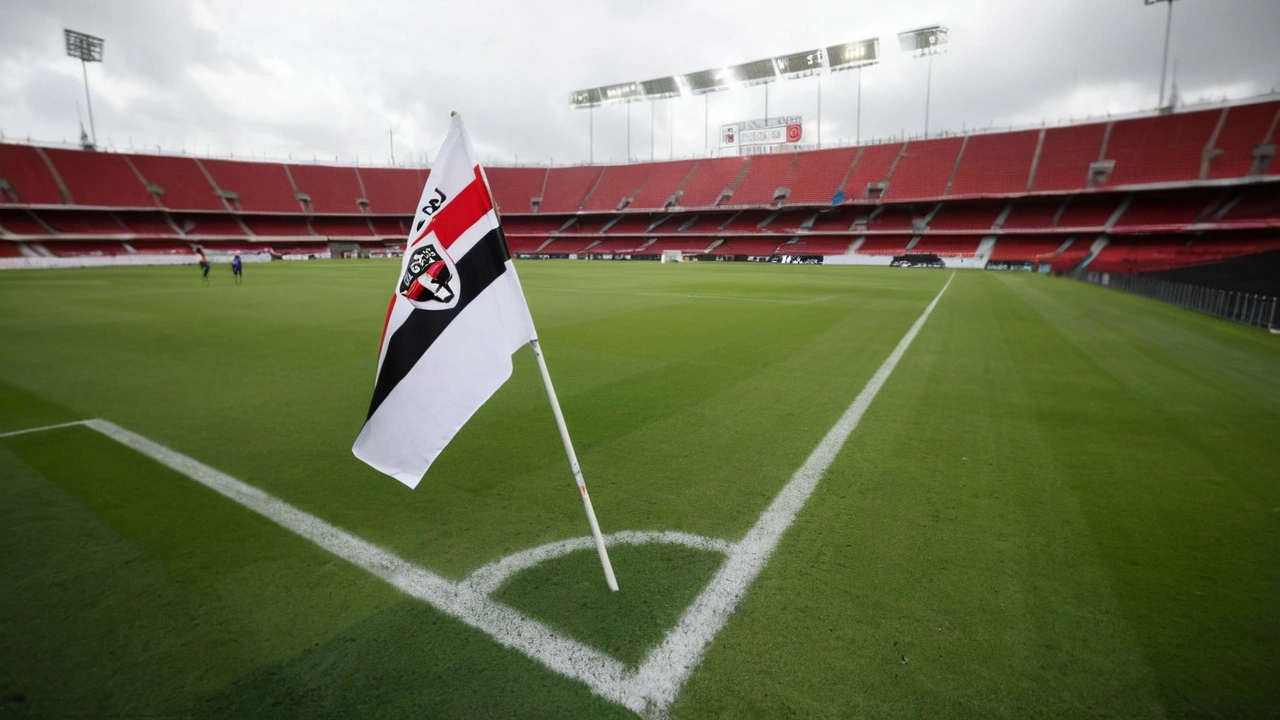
<box><xmin>0</xmin><ymin>419</ymin><xmax>95</xmax><ymax>439</ymax></box>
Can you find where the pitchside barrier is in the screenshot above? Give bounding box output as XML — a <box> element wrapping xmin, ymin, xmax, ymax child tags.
<box><xmin>1069</xmin><ymin>269</ymin><xmax>1279</xmax><ymax>331</ymax></box>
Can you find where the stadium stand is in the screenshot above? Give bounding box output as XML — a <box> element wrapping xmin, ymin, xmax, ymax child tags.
<box><xmin>125</xmin><ymin>154</ymin><xmax>225</xmax><ymax>211</ymax></box>
<box><xmin>883</xmin><ymin>137</ymin><xmax>964</xmax><ymax>200</ymax></box>
<box><xmin>948</xmin><ymin>129</ymin><xmax>1039</xmax><ymax>196</ymax></box>
<box><xmin>200</xmin><ymin>159</ymin><xmax>300</xmax><ymax>213</ymax></box>
<box><xmin>0</xmin><ymin>144</ymin><xmax>66</xmax><ymax>205</ymax></box>
<box><xmin>538</xmin><ymin>166</ymin><xmax>604</xmax><ymax>213</ymax></box>
<box><xmin>3</xmin><ymin>97</ymin><xmax>1279</xmax><ymax>273</ymax></box>
<box><xmin>1031</xmin><ymin>122</ymin><xmax>1107</xmax><ymax>192</ymax></box>
<box><xmin>43</xmin><ymin>149</ymin><xmax>156</xmax><ymax>208</ymax></box>
<box><xmin>287</xmin><ymin>164</ymin><xmax>365</xmax><ymax>214</ymax></box>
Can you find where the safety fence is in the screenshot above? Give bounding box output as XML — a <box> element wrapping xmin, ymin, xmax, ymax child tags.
<box><xmin>1069</xmin><ymin>270</ymin><xmax>1278</xmax><ymax>331</ymax></box>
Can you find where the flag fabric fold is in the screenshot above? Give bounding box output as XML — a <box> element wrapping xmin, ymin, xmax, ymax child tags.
<box><xmin>353</xmin><ymin>114</ymin><xmax>537</xmax><ymax>487</ymax></box>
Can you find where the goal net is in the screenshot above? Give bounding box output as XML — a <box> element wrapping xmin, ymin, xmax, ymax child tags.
<box><xmin>660</xmin><ymin>249</ymin><xmax>683</xmax><ymax>263</ymax></box>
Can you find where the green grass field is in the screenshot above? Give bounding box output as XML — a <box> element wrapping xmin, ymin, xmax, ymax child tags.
<box><xmin>1</xmin><ymin>260</ymin><xmax>1277</xmax><ymax>719</ymax></box>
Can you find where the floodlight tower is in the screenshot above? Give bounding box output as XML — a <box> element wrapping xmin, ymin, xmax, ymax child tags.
<box><xmin>64</xmin><ymin>29</ymin><xmax>104</xmax><ymax>148</ymax></box>
<box><xmin>898</xmin><ymin>26</ymin><xmax>948</xmax><ymax>139</ymax></box>
<box><xmin>1145</xmin><ymin>0</ymin><xmax>1180</xmax><ymax>108</ymax></box>
<box><xmin>824</xmin><ymin>38</ymin><xmax>880</xmax><ymax>144</ymax></box>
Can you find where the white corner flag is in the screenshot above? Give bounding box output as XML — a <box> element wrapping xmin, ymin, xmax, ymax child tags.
<box><xmin>353</xmin><ymin>113</ymin><xmax>617</xmax><ymax>590</ymax></box>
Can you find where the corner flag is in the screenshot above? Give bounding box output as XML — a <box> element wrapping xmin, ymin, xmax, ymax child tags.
<box><xmin>352</xmin><ymin>113</ymin><xmax>618</xmax><ymax>591</ymax></box>
<box><xmin>353</xmin><ymin>114</ymin><xmax>536</xmax><ymax>487</ymax></box>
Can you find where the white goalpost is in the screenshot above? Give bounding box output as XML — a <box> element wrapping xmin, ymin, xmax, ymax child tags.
<box><xmin>660</xmin><ymin>249</ymin><xmax>683</xmax><ymax>263</ymax></box>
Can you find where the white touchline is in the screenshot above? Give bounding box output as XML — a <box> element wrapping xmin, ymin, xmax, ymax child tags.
<box><xmin>2</xmin><ymin>271</ymin><xmax>952</xmax><ymax>719</ymax></box>
<box><xmin>627</xmin><ymin>271</ymin><xmax>955</xmax><ymax>715</ymax></box>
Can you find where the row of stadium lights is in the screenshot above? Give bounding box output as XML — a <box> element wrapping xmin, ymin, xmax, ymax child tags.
<box><xmin>60</xmin><ymin>3</ymin><xmax>1180</xmax><ymax>161</ymax></box>
<box><xmin>571</xmin><ymin>0</ymin><xmax>1183</xmax><ymax>163</ymax></box>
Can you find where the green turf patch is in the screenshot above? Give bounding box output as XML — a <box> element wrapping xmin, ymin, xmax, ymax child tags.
<box><xmin>494</xmin><ymin>543</ymin><xmax>727</xmax><ymax>668</ymax></box>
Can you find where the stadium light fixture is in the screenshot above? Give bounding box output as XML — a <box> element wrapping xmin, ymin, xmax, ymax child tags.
<box><xmin>1145</xmin><ymin>0</ymin><xmax>1180</xmax><ymax>109</ymax></box>
<box><xmin>897</xmin><ymin>26</ymin><xmax>948</xmax><ymax>138</ymax></box>
<box><xmin>826</xmin><ymin>38</ymin><xmax>879</xmax><ymax>143</ymax></box>
<box><xmin>64</xmin><ymin>28</ymin><xmax>104</xmax><ymax>148</ymax></box>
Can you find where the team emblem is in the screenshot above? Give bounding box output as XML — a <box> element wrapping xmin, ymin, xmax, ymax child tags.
<box><xmin>399</xmin><ymin>238</ymin><xmax>460</xmax><ymax>310</ymax></box>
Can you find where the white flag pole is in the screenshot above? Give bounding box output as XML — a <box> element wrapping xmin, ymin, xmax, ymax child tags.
<box><xmin>456</xmin><ymin>112</ymin><xmax>618</xmax><ymax>592</ymax></box>
<box><xmin>528</xmin><ymin>339</ymin><xmax>619</xmax><ymax>592</ymax></box>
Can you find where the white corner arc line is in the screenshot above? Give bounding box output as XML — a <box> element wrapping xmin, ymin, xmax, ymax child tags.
<box><xmin>629</xmin><ymin>271</ymin><xmax>955</xmax><ymax>715</ymax></box>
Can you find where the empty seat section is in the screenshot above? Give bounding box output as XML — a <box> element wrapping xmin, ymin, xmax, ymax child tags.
<box><xmin>780</xmin><ymin>236</ymin><xmax>852</xmax><ymax>254</ymax></box>
<box><xmin>487</xmin><ymin>167</ymin><xmax>547</xmax><ymax>214</ymax></box>
<box><xmin>504</xmin><ymin>216</ymin><xmax>565</xmax><ymax>235</ymax></box>
<box><xmin>722</xmin><ymin>210</ymin><xmax>773</xmax><ymax>232</ymax></box>
<box><xmin>117</xmin><ymin>213</ymin><xmax>178</xmax><ymax>236</ymax></box>
<box><xmin>928</xmin><ymin>202</ymin><xmax>1003</xmax><ymax>230</ymax></box>
<box><xmin>43</xmin><ymin>149</ymin><xmax>155</xmax><ymax>208</ymax></box>
<box><xmin>1113</xmin><ymin>193</ymin><xmax>1211</xmax><ymax>229</ymax></box>
<box><xmin>867</xmin><ymin>205</ymin><xmax>920</xmax><ymax>231</ymax></box>
<box><xmin>310</xmin><ymin>217</ymin><xmax>375</xmax><ymax>237</ymax></box>
<box><xmin>370</xmin><ymin>217</ymin><xmax>410</xmax><ymax>238</ymax></box>
<box><xmin>646</xmin><ymin>238</ymin><xmax>714</xmax><ymax>254</ymax></box>
<box><xmin>0</xmin><ymin>144</ymin><xmax>64</xmax><ymax>204</ymax></box>
<box><xmin>37</xmin><ymin>211</ymin><xmax>129</xmax><ymax>235</ymax></box>
<box><xmin>766</xmin><ymin>209</ymin><xmax>816</xmax><ymax>232</ymax></box>
<box><xmin>910</xmin><ymin>236</ymin><xmax>981</xmax><ymax>256</ymax></box>
<box><xmin>540</xmin><ymin>238</ymin><xmax>594</xmax><ymax>253</ymax></box>
<box><xmin>713</xmin><ymin>238</ymin><xmax>783</xmax><ymax>255</ymax></box>
<box><xmin>1221</xmin><ymin>185</ymin><xmax>1280</xmax><ymax>222</ymax></box>
<box><xmin>0</xmin><ymin>241</ymin><xmax>27</xmax><ymax>257</ymax></box>
<box><xmin>731</xmin><ymin>153</ymin><xmax>796</xmax><ymax>206</ymax></box>
<box><xmin>989</xmin><ymin>236</ymin><xmax>1065</xmax><ymax>261</ymax></box>
<box><xmin>288</xmin><ymin>164</ymin><xmax>365</xmax><ymax>213</ymax></box>
<box><xmin>883</xmin><ymin>137</ymin><xmax>963</xmax><ymax>200</ymax></box>
<box><xmin>579</xmin><ymin>238</ymin><xmax>643</xmax><ymax>254</ymax></box>
<box><xmin>560</xmin><ymin>216</ymin><xmax>612</xmax><ymax>234</ymax></box>
<box><xmin>678</xmin><ymin>157</ymin><xmax>749</xmax><ymax>208</ymax></box>
<box><xmin>842</xmin><ymin>144</ymin><xmax>902</xmax><ymax>200</ymax></box>
<box><xmin>857</xmin><ymin>236</ymin><xmax>911</xmax><ymax>255</ymax></box>
<box><xmin>948</xmin><ymin>130</ymin><xmax>1038</xmax><ymax>196</ymax></box>
<box><xmin>506</xmin><ymin>236</ymin><xmax>547</xmax><ymax>253</ymax></box>
<box><xmin>604</xmin><ymin>214</ymin><xmax>658</xmax><ymax>233</ymax></box>
<box><xmin>0</xmin><ymin>210</ymin><xmax>51</xmax><ymax>235</ymax></box>
<box><xmin>126</xmin><ymin>154</ymin><xmax>223</xmax><ymax>210</ymax></box>
<box><xmin>201</xmin><ymin>159</ymin><xmax>300</xmax><ymax>212</ymax></box>
<box><xmin>538</xmin><ymin>166</ymin><xmax>603</xmax><ymax>213</ymax></box>
<box><xmin>783</xmin><ymin>147</ymin><xmax>859</xmax><ymax>205</ymax></box>
<box><xmin>1206</xmin><ymin>101</ymin><xmax>1280</xmax><ymax>179</ymax></box>
<box><xmin>627</xmin><ymin>160</ymin><xmax>697</xmax><ymax>210</ymax></box>
<box><xmin>43</xmin><ymin>241</ymin><xmax>127</xmax><ymax>256</ymax></box>
<box><xmin>580</xmin><ymin>164</ymin><xmax>653</xmax><ymax>211</ymax></box>
<box><xmin>1046</xmin><ymin>239</ymin><xmax>1092</xmax><ymax>272</ymax></box>
<box><xmin>1057</xmin><ymin>195</ymin><xmax>1120</xmax><ymax>228</ymax></box>
<box><xmin>808</xmin><ymin>208</ymin><xmax>856</xmax><ymax>232</ymax></box>
<box><xmin>243</xmin><ymin>216</ymin><xmax>313</xmax><ymax>236</ymax></box>
<box><xmin>172</xmin><ymin>214</ymin><xmax>248</xmax><ymax>236</ymax></box>
<box><xmin>1103</xmin><ymin>109</ymin><xmax>1219</xmax><ymax>186</ymax></box>
<box><xmin>1002</xmin><ymin>198</ymin><xmax>1064</xmax><ymax>229</ymax></box>
<box><xmin>1031</xmin><ymin>122</ymin><xmax>1106</xmax><ymax>191</ymax></box>
<box><xmin>672</xmin><ymin>213</ymin><xmax>726</xmax><ymax>234</ymax></box>
<box><xmin>359</xmin><ymin>167</ymin><xmax>430</xmax><ymax>215</ymax></box>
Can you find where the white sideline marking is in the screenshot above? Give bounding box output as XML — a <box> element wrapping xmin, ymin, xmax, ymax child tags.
<box><xmin>2</xmin><ymin>272</ymin><xmax>953</xmax><ymax>717</ymax></box>
<box><xmin>0</xmin><ymin>419</ymin><xmax>90</xmax><ymax>438</ymax></box>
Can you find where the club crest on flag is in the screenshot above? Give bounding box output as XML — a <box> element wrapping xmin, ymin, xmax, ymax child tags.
<box><xmin>399</xmin><ymin>237</ymin><xmax>459</xmax><ymax>309</ymax></box>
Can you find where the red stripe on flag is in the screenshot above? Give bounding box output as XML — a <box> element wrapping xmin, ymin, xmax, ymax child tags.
<box><xmin>409</xmin><ymin>167</ymin><xmax>493</xmax><ymax>251</ymax></box>
<box><xmin>377</xmin><ymin>294</ymin><xmax>397</xmax><ymax>355</ymax></box>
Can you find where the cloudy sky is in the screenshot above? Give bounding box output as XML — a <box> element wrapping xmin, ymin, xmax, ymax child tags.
<box><xmin>1</xmin><ymin>0</ymin><xmax>1277</xmax><ymax>167</ymax></box>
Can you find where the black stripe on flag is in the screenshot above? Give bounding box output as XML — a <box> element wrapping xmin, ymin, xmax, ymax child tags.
<box><xmin>366</xmin><ymin>227</ymin><xmax>514</xmax><ymax>420</ymax></box>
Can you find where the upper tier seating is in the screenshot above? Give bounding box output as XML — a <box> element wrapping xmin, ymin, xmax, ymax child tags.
<box><xmin>360</xmin><ymin>167</ymin><xmax>430</xmax><ymax>215</ymax></box>
<box><xmin>732</xmin><ymin>153</ymin><xmax>797</xmax><ymax>206</ymax></box>
<box><xmin>580</xmin><ymin>164</ymin><xmax>654</xmax><ymax>212</ymax></box>
<box><xmin>842</xmin><ymin>143</ymin><xmax>902</xmax><ymax>200</ymax></box>
<box><xmin>948</xmin><ymin>130</ymin><xmax>1038</xmax><ymax>196</ymax></box>
<box><xmin>627</xmin><ymin>160</ymin><xmax>697</xmax><ymax>210</ymax></box>
<box><xmin>1031</xmin><ymin>123</ymin><xmax>1106</xmax><ymax>192</ymax></box>
<box><xmin>287</xmin><ymin>164</ymin><xmax>365</xmax><ymax>214</ymax></box>
<box><xmin>126</xmin><ymin>154</ymin><xmax>224</xmax><ymax>210</ymax></box>
<box><xmin>0</xmin><ymin>145</ymin><xmax>64</xmax><ymax>204</ymax></box>
<box><xmin>679</xmin><ymin>157</ymin><xmax>749</xmax><ymax>208</ymax></box>
<box><xmin>200</xmin><ymin>159</ymin><xmax>300</xmax><ymax>213</ymax></box>
<box><xmin>486</xmin><ymin>167</ymin><xmax>546</xmax><ymax>214</ymax></box>
<box><xmin>783</xmin><ymin>147</ymin><xmax>859</xmax><ymax>206</ymax></box>
<box><xmin>883</xmin><ymin>137</ymin><xmax>963</xmax><ymax>200</ymax></box>
<box><xmin>1206</xmin><ymin>101</ymin><xmax>1279</xmax><ymax>179</ymax></box>
<box><xmin>44</xmin><ymin>149</ymin><xmax>156</xmax><ymax>208</ymax></box>
<box><xmin>1102</xmin><ymin>109</ymin><xmax>1219</xmax><ymax>187</ymax></box>
<box><xmin>538</xmin><ymin>166</ymin><xmax>604</xmax><ymax>213</ymax></box>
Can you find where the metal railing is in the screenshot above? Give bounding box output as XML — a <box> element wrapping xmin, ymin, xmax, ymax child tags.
<box><xmin>1069</xmin><ymin>270</ymin><xmax>1278</xmax><ymax>331</ymax></box>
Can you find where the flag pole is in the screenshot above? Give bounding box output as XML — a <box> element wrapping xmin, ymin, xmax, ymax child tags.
<box><xmin>528</xmin><ymin>339</ymin><xmax>619</xmax><ymax>592</ymax></box>
<box><xmin>455</xmin><ymin>112</ymin><xmax>618</xmax><ymax>592</ymax></box>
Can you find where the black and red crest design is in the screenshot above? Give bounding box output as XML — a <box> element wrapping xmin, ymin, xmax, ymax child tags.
<box><xmin>399</xmin><ymin>239</ymin><xmax>460</xmax><ymax>309</ymax></box>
